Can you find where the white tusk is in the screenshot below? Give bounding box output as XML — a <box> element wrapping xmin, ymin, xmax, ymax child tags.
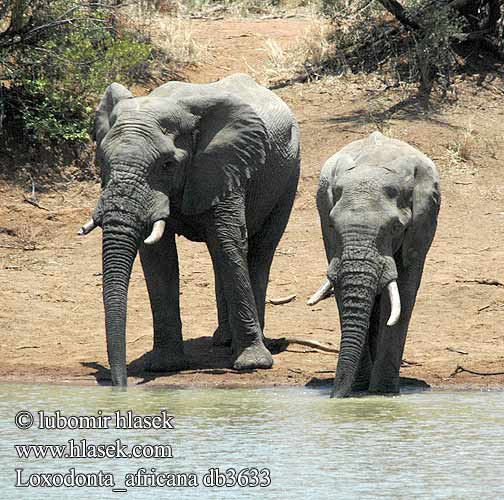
<box><xmin>144</xmin><ymin>220</ymin><xmax>166</xmax><ymax>245</ymax></box>
<box><xmin>78</xmin><ymin>219</ymin><xmax>96</xmax><ymax>236</ymax></box>
<box><xmin>386</xmin><ymin>280</ymin><xmax>401</xmax><ymax>326</ymax></box>
<box><xmin>307</xmin><ymin>279</ymin><xmax>333</xmax><ymax>306</ymax></box>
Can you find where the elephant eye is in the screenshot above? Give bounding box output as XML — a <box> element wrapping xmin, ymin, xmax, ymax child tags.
<box><xmin>384</xmin><ymin>185</ymin><xmax>399</xmax><ymax>199</ymax></box>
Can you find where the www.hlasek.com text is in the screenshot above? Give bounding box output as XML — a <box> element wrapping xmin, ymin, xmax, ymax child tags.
<box><xmin>15</xmin><ymin>438</ymin><xmax>173</xmax><ymax>460</ymax></box>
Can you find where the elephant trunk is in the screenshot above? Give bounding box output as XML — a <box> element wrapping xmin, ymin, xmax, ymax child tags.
<box><xmin>93</xmin><ymin>161</ymin><xmax>170</xmax><ymax>386</ymax></box>
<box><xmin>329</xmin><ymin>226</ymin><xmax>400</xmax><ymax>398</ymax></box>
<box><xmin>101</xmin><ymin>220</ymin><xmax>140</xmax><ymax>387</ymax></box>
<box><xmin>331</xmin><ymin>257</ymin><xmax>380</xmax><ymax>398</ymax></box>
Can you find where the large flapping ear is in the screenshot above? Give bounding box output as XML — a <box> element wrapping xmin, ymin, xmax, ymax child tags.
<box><xmin>179</xmin><ymin>93</ymin><xmax>269</xmax><ymax>215</ymax></box>
<box><xmin>316</xmin><ymin>153</ymin><xmax>355</xmax><ymax>263</ymax></box>
<box><xmin>402</xmin><ymin>156</ymin><xmax>441</xmax><ymax>267</ymax></box>
<box><xmin>93</xmin><ymin>83</ymin><xmax>133</xmax><ymax>146</ymax></box>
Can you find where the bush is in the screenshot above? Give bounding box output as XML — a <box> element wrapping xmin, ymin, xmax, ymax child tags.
<box><xmin>0</xmin><ymin>1</ymin><xmax>154</xmax><ymax>145</ymax></box>
<box><xmin>315</xmin><ymin>0</ymin><xmax>503</xmax><ymax>92</ymax></box>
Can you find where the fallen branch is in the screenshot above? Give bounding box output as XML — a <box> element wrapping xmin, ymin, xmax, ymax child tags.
<box><xmin>23</xmin><ymin>198</ymin><xmax>50</xmax><ymax>211</ymax></box>
<box><xmin>450</xmin><ymin>365</ymin><xmax>504</xmax><ymax>377</ymax></box>
<box><xmin>0</xmin><ymin>243</ymin><xmax>22</xmax><ymax>249</ymax></box>
<box><xmin>446</xmin><ymin>347</ymin><xmax>469</xmax><ymax>355</ymax></box>
<box><xmin>288</xmin><ymin>368</ymin><xmax>303</xmax><ymax>374</ymax></box>
<box><xmin>23</xmin><ymin>176</ymin><xmax>49</xmax><ymax>211</ymax></box>
<box><xmin>267</xmin><ymin>337</ymin><xmax>339</xmax><ymax>354</ymax></box>
<box><xmin>128</xmin><ymin>334</ymin><xmax>148</xmax><ymax>344</ymax></box>
<box><xmin>268</xmin><ymin>294</ymin><xmax>296</xmax><ymax>305</ymax></box>
<box><xmin>401</xmin><ymin>358</ymin><xmax>422</xmax><ymax>366</ymax></box>
<box><xmin>456</xmin><ymin>278</ymin><xmax>504</xmax><ymax>287</ymax></box>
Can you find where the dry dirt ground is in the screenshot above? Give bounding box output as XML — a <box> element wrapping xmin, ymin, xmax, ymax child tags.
<box><xmin>1</xmin><ymin>15</ymin><xmax>503</xmax><ymax>390</ymax></box>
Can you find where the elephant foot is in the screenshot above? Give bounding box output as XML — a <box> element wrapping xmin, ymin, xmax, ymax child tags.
<box><xmin>368</xmin><ymin>379</ymin><xmax>400</xmax><ymax>395</ymax></box>
<box><xmin>351</xmin><ymin>381</ymin><xmax>370</xmax><ymax>393</ymax></box>
<box><xmin>144</xmin><ymin>347</ymin><xmax>189</xmax><ymax>373</ymax></box>
<box><xmin>212</xmin><ymin>325</ymin><xmax>232</xmax><ymax>347</ymax></box>
<box><xmin>233</xmin><ymin>342</ymin><xmax>273</xmax><ymax>371</ymax></box>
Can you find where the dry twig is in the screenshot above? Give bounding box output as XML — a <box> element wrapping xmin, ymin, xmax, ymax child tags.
<box><xmin>456</xmin><ymin>278</ymin><xmax>504</xmax><ymax>287</ymax></box>
<box><xmin>267</xmin><ymin>337</ymin><xmax>339</xmax><ymax>354</ymax></box>
<box><xmin>450</xmin><ymin>365</ymin><xmax>504</xmax><ymax>377</ymax></box>
<box><xmin>446</xmin><ymin>347</ymin><xmax>469</xmax><ymax>355</ymax></box>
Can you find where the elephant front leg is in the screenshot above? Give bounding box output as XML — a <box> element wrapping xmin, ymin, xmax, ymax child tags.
<box><xmin>210</xmin><ymin>256</ymin><xmax>232</xmax><ymax>347</ymax></box>
<box><xmin>139</xmin><ymin>233</ymin><xmax>188</xmax><ymax>372</ymax></box>
<box><xmin>206</xmin><ymin>203</ymin><xmax>273</xmax><ymax>371</ymax></box>
<box><xmin>369</xmin><ymin>263</ymin><xmax>424</xmax><ymax>394</ymax></box>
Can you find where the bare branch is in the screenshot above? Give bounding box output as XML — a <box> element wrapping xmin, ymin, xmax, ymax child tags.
<box><xmin>376</xmin><ymin>0</ymin><xmax>421</xmax><ymax>30</ymax></box>
<box><xmin>450</xmin><ymin>365</ymin><xmax>504</xmax><ymax>377</ymax></box>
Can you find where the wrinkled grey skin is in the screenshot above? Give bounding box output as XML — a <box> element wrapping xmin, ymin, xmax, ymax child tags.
<box><xmin>86</xmin><ymin>74</ymin><xmax>300</xmax><ymax>386</ymax></box>
<box><xmin>315</xmin><ymin>132</ymin><xmax>440</xmax><ymax>398</ymax></box>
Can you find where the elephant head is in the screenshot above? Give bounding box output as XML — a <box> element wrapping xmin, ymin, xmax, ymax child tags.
<box><xmin>79</xmin><ymin>82</ymin><xmax>269</xmax><ymax>386</ymax></box>
<box><xmin>311</xmin><ymin>142</ymin><xmax>440</xmax><ymax>398</ymax></box>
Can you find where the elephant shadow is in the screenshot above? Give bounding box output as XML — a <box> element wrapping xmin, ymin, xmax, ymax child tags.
<box><xmin>81</xmin><ymin>336</ymin><xmax>236</xmax><ymax>386</ymax></box>
<box><xmin>305</xmin><ymin>375</ymin><xmax>431</xmax><ymax>394</ymax></box>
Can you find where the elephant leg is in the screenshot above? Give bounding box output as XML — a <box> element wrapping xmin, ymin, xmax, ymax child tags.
<box><xmin>248</xmin><ymin>175</ymin><xmax>297</xmax><ymax>334</ymax></box>
<box><xmin>369</xmin><ymin>261</ymin><xmax>424</xmax><ymax>393</ymax></box>
<box><xmin>210</xmin><ymin>254</ymin><xmax>232</xmax><ymax>347</ymax></box>
<box><xmin>139</xmin><ymin>233</ymin><xmax>188</xmax><ymax>372</ymax></box>
<box><xmin>206</xmin><ymin>196</ymin><xmax>273</xmax><ymax>371</ymax></box>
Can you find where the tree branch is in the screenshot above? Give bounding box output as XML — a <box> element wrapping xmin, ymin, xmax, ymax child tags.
<box><xmin>376</xmin><ymin>0</ymin><xmax>421</xmax><ymax>31</ymax></box>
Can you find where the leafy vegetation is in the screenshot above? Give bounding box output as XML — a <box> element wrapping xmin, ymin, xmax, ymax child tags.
<box><xmin>317</xmin><ymin>0</ymin><xmax>503</xmax><ymax>91</ymax></box>
<box><xmin>0</xmin><ymin>1</ymin><xmax>157</xmax><ymax>145</ymax></box>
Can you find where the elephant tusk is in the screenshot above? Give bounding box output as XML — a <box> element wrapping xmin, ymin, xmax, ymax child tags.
<box><xmin>386</xmin><ymin>280</ymin><xmax>401</xmax><ymax>326</ymax></box>
<box><xmin>78</xmin><ymin>219</ymin><xmax>96</xmax><ymax>236</ymax></box>
<box><xmin>144</xmin><ymin>220</ymin><xmax>166</xmax><ymax>245</ymax></box>
<box><xmin>307</xmin><ymin>279</ymin><xmax>333</xmax><ymax>306</ymax></box>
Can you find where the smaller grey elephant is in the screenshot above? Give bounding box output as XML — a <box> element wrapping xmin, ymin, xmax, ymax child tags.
<box><xmin>309</xmin><ymin>132</ymin><xmax>440</xmax><ymax>398</ymax></box>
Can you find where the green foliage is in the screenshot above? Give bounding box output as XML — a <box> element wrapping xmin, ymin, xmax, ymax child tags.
<box><xmin>406</xmin><ymin>0</ymin><xmax>463</xmax><ymax>89</ymax></box>
<box><xmin>315</xmin><ymin>0</ymin><xmax>500</xmax><ymax>92</ymax></box>
<box><xmin>0</xmin><ymin>1</ymin><xmax>153</xmax><ymax>145</ymax></box>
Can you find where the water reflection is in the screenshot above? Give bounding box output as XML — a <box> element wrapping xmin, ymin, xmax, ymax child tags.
<box><xmin>0</xmin><ymin>384</ymin><xmax>503</xmax><ymax>500</ymax></box>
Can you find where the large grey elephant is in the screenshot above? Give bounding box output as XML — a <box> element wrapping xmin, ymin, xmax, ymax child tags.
<box><xmin>79</xmin><ymin>73</ymin><xmax>300</xmax><ymax>386</ymax></box>
<box><xmin>309</xmin><ymin>132</ymin><xmax>440</xmax><ymax>398</ymax></box>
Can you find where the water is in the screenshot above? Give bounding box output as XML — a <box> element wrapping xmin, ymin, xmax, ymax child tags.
<box><xmin>1</xmin><ymin>384</ymin><xmax>503</xmax><ymax>499</ymax></box>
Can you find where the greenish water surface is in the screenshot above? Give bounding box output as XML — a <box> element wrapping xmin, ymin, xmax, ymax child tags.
<box><xmin>0</xmin><ymin>384</ymin><xmax>503</xmax><ymax>499</ymax></box>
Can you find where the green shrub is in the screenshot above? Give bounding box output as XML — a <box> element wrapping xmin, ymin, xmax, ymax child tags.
<box><xmin>0</xmin><ymin>1</ymin><xmax>153</xmax><ymax>145</ymax></box>
<box><xmin>316</xmin><ymin>0</ymin><xmax>502</xmax><ymax>92</ymax></box>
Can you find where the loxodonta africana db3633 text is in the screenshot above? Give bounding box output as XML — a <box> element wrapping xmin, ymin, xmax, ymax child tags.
<box><xmin>79</xmin><ymin>73</ymin><xmax>300</xmax><ymax>386</ymax></box>
<box><xmin>309</xmin><ymin>132</ymin><xmax>440</xmax><ymax>398</ymax></box>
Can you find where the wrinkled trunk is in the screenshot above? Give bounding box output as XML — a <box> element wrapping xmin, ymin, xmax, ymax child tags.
<box><xmin>331</xmin><ymin>257</ymin><xmax>379</xmax><ymax>398</ymax></box>
<box><xmin>94</xmin><ymin>158</ymin><xmax>169</xmax><ymax>386</ymax></box>
<box><xmin>330</xmin><ymin>224</ymin><xmax>399</xmax><ymax>398</ymax></box>
<box><xmin>102</xmin><ymin>222</ymin><xmax>139</xmax><ymax>387</ymax></box>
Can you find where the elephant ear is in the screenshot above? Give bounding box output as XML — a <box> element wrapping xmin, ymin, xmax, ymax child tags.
<box><xmin>179</xmin><ymin>94</ymin><xmax>269</xmax><ymax>215</ymax></box>
<box><xmin>93</xmin><ymin>83</ymin><xmax>133</xmax><ymax>146</ymax></box>
<box><xmin>402</xmin><ymin>156</ymin><xmax>441</xmax><ymax>267</ymax></box>
<box><xmin>317</xmin><ymin>153</ymin><xmax>355</xmax><ymax>263</ymax></box>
